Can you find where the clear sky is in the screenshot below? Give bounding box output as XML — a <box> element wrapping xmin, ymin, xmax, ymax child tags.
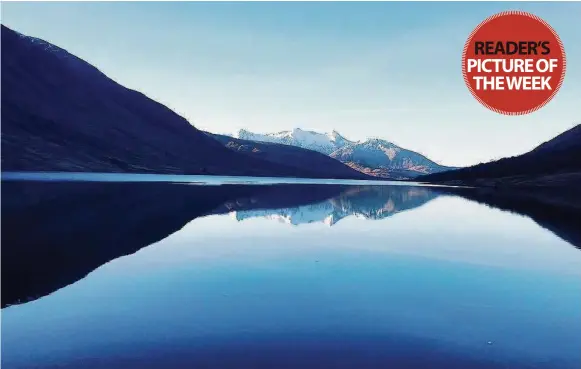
<box><xmin>2</xmin><ymin>2</ymin><xmax>579</xmax><ymax>167</ymax></box>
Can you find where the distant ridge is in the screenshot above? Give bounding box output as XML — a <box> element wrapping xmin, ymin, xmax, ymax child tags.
<box><xmin>233</xmin><ymin>128</ymin><xmax>455</xmax><ymax>179</ymax></box>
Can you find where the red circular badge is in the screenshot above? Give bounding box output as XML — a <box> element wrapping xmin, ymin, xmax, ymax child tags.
<box><xmin>462</xmin><ymin>11</ymin><xmax>566</xmax><ymax>115</ymax></box>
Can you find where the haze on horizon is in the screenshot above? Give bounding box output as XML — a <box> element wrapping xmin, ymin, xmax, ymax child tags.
<box><xmin>2</xmin><ymin>1</ymin><xmax>579</xmax><ymax>167</ymax></box>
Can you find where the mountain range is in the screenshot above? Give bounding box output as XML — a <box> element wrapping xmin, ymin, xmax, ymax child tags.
<box><xmin>2</xmin><ymin>24</ymin><xmax>579</xmax><ymax>187</ymax></box>
<box><xmin>234</xmin><ymin>128</ymin><xmax>454</xmax><ymax>179</ymax></box>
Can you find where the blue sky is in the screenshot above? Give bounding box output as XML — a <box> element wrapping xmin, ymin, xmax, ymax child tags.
<box><xmin>2</xmin><ymin>2</ymin><xmax>579</xmax><ymax>166</ymax></box>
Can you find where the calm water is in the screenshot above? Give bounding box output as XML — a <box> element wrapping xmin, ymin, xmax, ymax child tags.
<box><xmin>1</xmin><ymin>176</ymin><xmax>580</xmax><ymax>369</ymax></box>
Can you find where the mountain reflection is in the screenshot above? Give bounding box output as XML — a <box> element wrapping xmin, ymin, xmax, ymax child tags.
<box><xmin>2</xmin><ymin>180</ymin><xmax>580</xmax><ymax>308</ymax></box>
<box><xmin>232</xmin><ymin>186</ymin><xmax>437</xmax><ymax>226</ymax></box>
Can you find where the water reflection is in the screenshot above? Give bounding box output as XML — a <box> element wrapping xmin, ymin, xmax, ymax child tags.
<box><xmin>232</xmin><ymin>186</ymin><xmax>437</xmax><ymax>226</ymax></box>
<box><xmin>2</xmin><ymin>181</ymin><xmax>580</xmax><ymax>308</ymax></box>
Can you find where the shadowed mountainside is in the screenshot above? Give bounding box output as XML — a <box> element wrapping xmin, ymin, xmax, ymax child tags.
<box><xmin>0</xmin><ymin>25</ymin><xmax>366</xmax><ymax>180</ymax></box>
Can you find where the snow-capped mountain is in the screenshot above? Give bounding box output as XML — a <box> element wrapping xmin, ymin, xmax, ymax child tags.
<box><xmin>330</xmin><ymin>138</ymin><xmax>448</xmax><ymax>175</ymax></box>
<box><xmin>234</xmin><ymin>128</ymin><xmax>454</xmax><ymax>178</ymax></box>
<box><xmin>236</xmin><ymin>128</ymin><xmax>354</xmax><ymax>155</ymax></box>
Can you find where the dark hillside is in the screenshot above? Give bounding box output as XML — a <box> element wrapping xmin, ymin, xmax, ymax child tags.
<box><xmin>421</xmin><ymin>124</ymin><xmax>581</xmax><ymax>186</ymax></box>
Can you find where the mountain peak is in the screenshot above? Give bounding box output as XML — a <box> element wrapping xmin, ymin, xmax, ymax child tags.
<box><xmin>328</xmin><ymin>129</ymin><xmax>344</xmax><ymax>140</ymax></box>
